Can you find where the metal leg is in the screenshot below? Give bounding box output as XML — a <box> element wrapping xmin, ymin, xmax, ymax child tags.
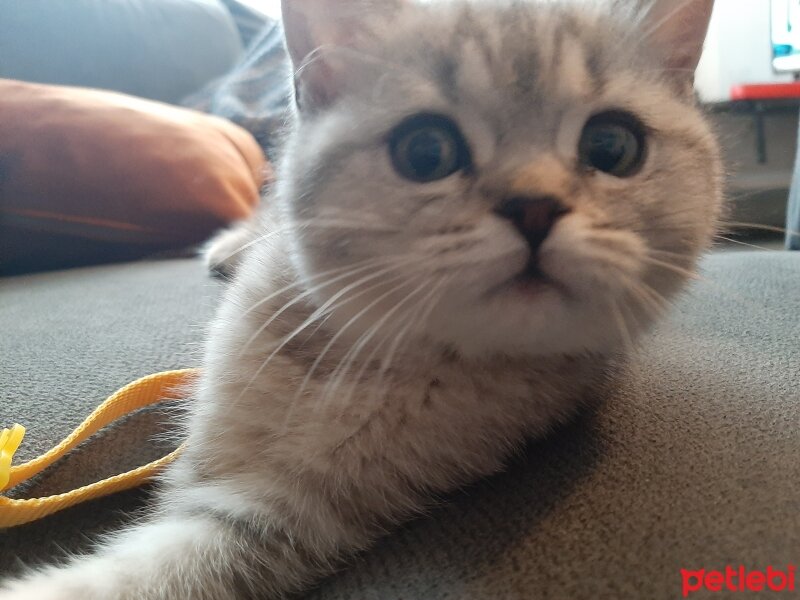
<box><xmin>786</xmin><ymin>108</ymin><xmax>800</xmax><ymax>249</ymax></box>
<box><xmin>754</xmin><ymin>102</ymin><xmax>767</xmax><ymax>165</ymax></box>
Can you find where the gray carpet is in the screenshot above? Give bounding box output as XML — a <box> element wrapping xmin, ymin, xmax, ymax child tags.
<box><xmin>1</xmin><ymin>252</ymin><xmax>798</xmax><ymax>599</ymax></box>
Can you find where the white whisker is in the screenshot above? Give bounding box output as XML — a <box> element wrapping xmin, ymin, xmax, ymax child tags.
<box><xmin>715</xmin><ymin>236</ymin><xmax>774</xmax><ymax>252</ymax></box>
<box><xmin>320</xmin><ymin>276</ymin><xmax>432</xmax><ymax>412</ymax></box>
<box><xmin>291</xmin><ymin>274</ymin><xmax>418</xmax><ymax>416</ymax></box>
<box><xmin>238</xmin><ymin>257</ymin><xmax>410</xmax><ymax>357</ymax></box>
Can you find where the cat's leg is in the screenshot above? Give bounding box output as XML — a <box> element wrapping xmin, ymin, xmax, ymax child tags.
<box><xmin>0</xmin><ymin>509</ymin><xmax>329</xmax><ymax>600</ymax></box>
<box><xmin>203</xmin><ymin>220</ymin><xmax>259</xmax><ymax>277</ymax></box>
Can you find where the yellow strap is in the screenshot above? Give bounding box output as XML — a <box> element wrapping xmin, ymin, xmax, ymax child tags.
<box><xmin>0</xmin><ymin>368</ymin><xmax>199</xmax><ymax>528</ymax></box>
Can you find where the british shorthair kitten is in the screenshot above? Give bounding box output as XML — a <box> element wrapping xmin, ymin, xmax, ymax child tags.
<box><xmin>1</xmin><ymin>0</ymin><xmax>720</xmax><ymax>598</ymax></box>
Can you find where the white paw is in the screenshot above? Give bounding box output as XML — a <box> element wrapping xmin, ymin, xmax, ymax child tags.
<box><xmin>202</xmin><ymin>222</ymin><xmax>256</xmax><ymax>277</ymax></box>
<box><xmin>0</xmin><ymin>563</ymin><xmax>106</xmax><ymax>600</ymax></box>
<box><xmin>0</xmin><ymin>578</ymin><xmax>73</xmax><ymax>600</ymax></box>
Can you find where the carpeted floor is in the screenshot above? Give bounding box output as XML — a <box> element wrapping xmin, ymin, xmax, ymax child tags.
<box><xmin>1</xmin><ymin>252</ymin><xmax>798</xmax><ymax>599</ymax></box>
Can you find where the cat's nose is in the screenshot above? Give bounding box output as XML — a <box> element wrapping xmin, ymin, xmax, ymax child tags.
<box><xmin>493</xmin><ymin>195</ymin><xmax>570</xmax><ymax>253</ymax></box>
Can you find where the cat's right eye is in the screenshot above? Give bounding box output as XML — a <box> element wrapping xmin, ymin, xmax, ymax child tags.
<box><xmin>388</xmin><ymin>113</ymin><xmax>471</xmax><ymax>183</ymax></box>
<box><xmin>578</xmin><ymin>111</ymin><xmax>647</xmax><ymax>178</ymax></box>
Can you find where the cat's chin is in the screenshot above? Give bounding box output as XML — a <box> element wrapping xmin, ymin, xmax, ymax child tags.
<box><xmin>487</xmin><ymin>262</ymin><xmax>573</xmax><ymax>302</ymax></box>
<box><xmin>419</xmin><ymin>288</ymin><xmax>607</xmax><ymax>360</ymax></box>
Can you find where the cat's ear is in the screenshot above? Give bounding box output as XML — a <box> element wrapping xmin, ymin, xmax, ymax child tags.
<box><xmin>281</xmin><ymin>0</ymin><xmax>406</xmax><ymax>113</ymax></box>
<box><xmin>643</xmin><ymin>0</ymin><xmax>714</xmax><ymax>77</ymax></box>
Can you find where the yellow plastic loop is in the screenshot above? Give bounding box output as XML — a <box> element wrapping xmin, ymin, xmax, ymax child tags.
<box><xmin>0</xmin><ymin>424</ymin><xmax>26</xmax><ymax>491</ymax></box>
<box><xmin>0</xmin><ymin>368</ymin><xmax>199</xmax><ymax>528</ymax></box>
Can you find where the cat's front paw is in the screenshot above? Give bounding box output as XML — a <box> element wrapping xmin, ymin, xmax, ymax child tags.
<box><xmin>0</xmin><ymin>579</ymin><xmax>75</xmax><ymax>600</ymax></box>
<box><xmin>203</xmin><ymin>222</ymin><xmax>256</xmax><ymax>278</ymax></box>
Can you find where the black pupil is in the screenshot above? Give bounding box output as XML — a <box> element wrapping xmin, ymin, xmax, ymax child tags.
<box><xmin>579</xmin><ymin>112</ymin><xmax>645</xmax><ymax>177</ymax></box>
<box><xmin>389</xmin><ymin>114</ymin><xmax>467</xmax><ymax>182</ymax></box>
<box><xmin>406</xmin><ymin>130</ymin><xmax>446</xmax><ymax>180</ymax></box>
<box><xmin>589</xmin><ymin>125</ymin><xmax>636</xmax><ymax>171</ymax></box>
<box><xmin>587</xmin><ymin>126</ymin><xmax>634</xmax><ymax>171</ymax></box>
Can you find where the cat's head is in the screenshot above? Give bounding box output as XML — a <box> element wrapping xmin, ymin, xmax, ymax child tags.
<box><xmin>273</xmin><ymin>0</ymin><xmax>721</xmax><ymax>358</ymax></box>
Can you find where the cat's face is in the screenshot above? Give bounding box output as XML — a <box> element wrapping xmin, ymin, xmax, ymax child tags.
<box><xmin>274</xmin><ymin>0</ymin><xmax>721</xmax><ymax>358</ymax></box>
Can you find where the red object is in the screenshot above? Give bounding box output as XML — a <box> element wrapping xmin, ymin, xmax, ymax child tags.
<box><xmin>730</xmin><ymin>82</ymin><xmax>800</xmax><ymax>101</ymax></box>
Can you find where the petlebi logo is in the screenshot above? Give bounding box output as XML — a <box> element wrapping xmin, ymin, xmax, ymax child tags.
<box><xmin>682</xmin><ymin>565</ymin><xmax>797</xmax><ymax>597</ymax></box>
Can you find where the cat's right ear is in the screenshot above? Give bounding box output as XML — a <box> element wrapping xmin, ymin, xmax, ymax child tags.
<box><xmin>642</xmin><ymin>0</ymin><xmax>715</xmax><ymax>78</ymax></box>
<box><xmin>281</xmin><ymin>0</ymin><xmax>406</xmax><ymax>113</ymax></box>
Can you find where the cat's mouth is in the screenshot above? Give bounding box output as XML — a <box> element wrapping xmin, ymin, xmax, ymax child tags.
<box><xmin>513</xmin><ymin>262</ymin><xmax>555</xmax><ymax>294</ymax></box>
<box><xmin>489</xmin><ymin>260</ymin><xmax>570</xmax><ymax>299</ymax></box>
<box><xmin>514</xmin><ymin>260</ymin><xmax>550</xmax><ymax>285</ymax></box>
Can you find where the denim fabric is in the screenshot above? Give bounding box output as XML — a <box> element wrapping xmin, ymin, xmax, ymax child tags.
<box><xmin>0</xmin><ymin>0</ymin><xmax>243</xmax><ymax>104</ymax></box>
<box><xmin>182</xmin><ymin>19</ymin><xmax>293</xmax><ymax>159</ymax></box>
<box><xmin>220</xmin><ymin>0</ymin><xmax>271</xmax><ymax>48</ymax></box>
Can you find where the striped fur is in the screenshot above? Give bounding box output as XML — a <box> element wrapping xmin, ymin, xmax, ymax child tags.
<box><xmin>2</xmin><ymin>1</ymin><xmax>720</xmax><ymax>598</ymax></box>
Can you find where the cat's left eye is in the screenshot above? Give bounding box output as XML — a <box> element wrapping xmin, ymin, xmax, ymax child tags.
<box><xmin>388</xmin><ymin>113</ymin><xmax>471</xmax><ymax>183</ymax></box>
<box><xmin>578</xmin><ymin>111</ymin><xmax>646</xmax><ymax>178</ymax></box>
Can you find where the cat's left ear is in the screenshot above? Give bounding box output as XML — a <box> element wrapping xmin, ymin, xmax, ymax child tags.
<box><xmin>282</xmin><ymin>0</ymin><xmax>407</xmax><ymax>113</ymax></box>
<box><xmin>643</xmin><ymin>0</ymin><xmax>715</xmax><ymax>77</ymax></box>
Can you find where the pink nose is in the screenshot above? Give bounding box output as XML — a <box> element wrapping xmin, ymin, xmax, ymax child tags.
<box><xmin>494</xmin><ymin>196</ymin><xmax>570</xmax><ymax>253</ymax></box>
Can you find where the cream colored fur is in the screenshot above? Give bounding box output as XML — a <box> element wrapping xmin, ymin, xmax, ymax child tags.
<box><xmin>1</xmin><ymin>1</ymin><xmax>720</xmax><ymax>598</ymax></box>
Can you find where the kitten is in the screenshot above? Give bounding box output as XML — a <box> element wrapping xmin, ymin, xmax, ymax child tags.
<box><xmin>1</xmin><ymin>0</ymin><xmax>721</xmax><ymax>598</ymax></box>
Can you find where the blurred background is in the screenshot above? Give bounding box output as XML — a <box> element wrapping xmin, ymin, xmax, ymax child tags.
<box><xmin>1</xmin><ymin>0</ymin><xmax>798</xmax><ymax>275</ymax></box>
<box><xmin>697</xmin><ymin>0</ymin><xmax>800</xmax><ymax>245</ymax></box>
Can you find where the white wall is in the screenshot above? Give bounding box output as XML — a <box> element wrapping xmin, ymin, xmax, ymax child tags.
<box><xmin>236</xmin><ymin>0</ymin><xmax>281</xmax><ymax>19</ymax></box>
<box><xmin>696</xmin><ymin>0</ymin><xmax>794</xmax><ymax>102</ymax></box>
